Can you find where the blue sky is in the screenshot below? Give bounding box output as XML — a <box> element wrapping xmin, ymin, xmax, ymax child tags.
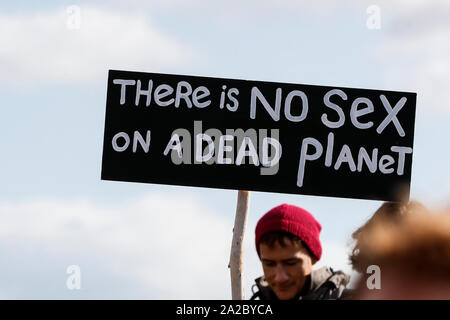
<box><xmin>1</xmin><ymin>0</ymin><xmax>449</xmax><ymax>299</ymax></box>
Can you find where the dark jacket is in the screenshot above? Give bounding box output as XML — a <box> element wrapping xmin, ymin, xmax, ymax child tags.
<box><xmin>250</xmin><ymin>266</ymin><xmax>351</xmax><ymax>300</ymax></box>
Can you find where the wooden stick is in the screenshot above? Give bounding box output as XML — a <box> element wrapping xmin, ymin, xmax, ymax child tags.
<box><xmin>229</xmin><ymin>190</ymin><xmax>250</xmax><ymax>300</ymax></box>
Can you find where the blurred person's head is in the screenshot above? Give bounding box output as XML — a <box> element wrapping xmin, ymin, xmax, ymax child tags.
<box><xmin>353</xmin><ymin>209</ymin><xmax>450</xmax><ymax>299</ymax></box>
<box><xmin>349</xmin><ymin>201</ymin><xmax>427</xmax><ymax>273</ymax></box>
<box><xmin>255</xmin><ymin>204</ymin><xmax>321</xmax><ymax>300</ymax></box>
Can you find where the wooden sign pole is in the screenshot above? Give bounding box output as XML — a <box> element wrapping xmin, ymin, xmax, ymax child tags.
<box><xmin>228</xmin><ymin>190</ymin><xmax>250</xmax><ymax>300</ymax></box>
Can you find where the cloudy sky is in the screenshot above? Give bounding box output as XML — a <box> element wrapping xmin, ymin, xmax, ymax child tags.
<box><xmin>1</xmin><ymin>0</ymin><xmax>449</xmax><ymax>299</ymax></box>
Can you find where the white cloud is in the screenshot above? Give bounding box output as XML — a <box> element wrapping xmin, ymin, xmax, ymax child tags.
<box><xmin>0</xmin><ymin>6</ymin><xmax>191</xmax><ymax>84</ymax></box>
<box><xmin>0</xmin><ymin>194</ymin><xmax>234</xmax><ymax>299</ymax></box>
<box><xmin>0</xmin><ymin>194</ymin><xmax>356</xmax><ymax>299</ymax></box>
<box><xmin>373</xmin><ymin>0</ymin><xmax>450</xmax><ymax>114</ymax></box>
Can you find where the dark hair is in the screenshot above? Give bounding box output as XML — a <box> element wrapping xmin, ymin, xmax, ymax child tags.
<box><xmin>259</xmin><ymin>230</ymin><xmax>315</xmax><ymax>259</ymax></box>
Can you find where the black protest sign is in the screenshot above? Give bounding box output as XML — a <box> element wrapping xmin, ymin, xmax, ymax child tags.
<box><xmin>101</xmin><ymin>70</ymin><xmax>416</xmax><ymax>201</ymax></box>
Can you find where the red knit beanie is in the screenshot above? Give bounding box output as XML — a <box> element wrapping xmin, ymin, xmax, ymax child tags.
<box><xmin>255</xmin><ymin>204</ymin><xmax>322</xmax><ymax>261</ymax></box>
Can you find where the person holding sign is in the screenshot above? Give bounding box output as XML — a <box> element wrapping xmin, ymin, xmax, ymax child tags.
<box><xmin>250</xmin><ymin>204</ymin><xmax>350</xmax><ymax>300</ymax></box>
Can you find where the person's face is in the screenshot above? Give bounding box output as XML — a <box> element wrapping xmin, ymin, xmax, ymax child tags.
<box><xmin>259</xmin><ymin>239</ymin><xmax>315</xmax><ymax>300</ymax></box>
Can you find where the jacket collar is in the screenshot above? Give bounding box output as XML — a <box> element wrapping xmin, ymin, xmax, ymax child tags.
<box><xmin>253</xmin><ymin>266</ymin><xmax>338</xmax><ymax>300</ymax></box>
<box><xmin>309</xmin><ymin>266</ymin><xmax>334</xmax><ymax>292</ymax></box>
